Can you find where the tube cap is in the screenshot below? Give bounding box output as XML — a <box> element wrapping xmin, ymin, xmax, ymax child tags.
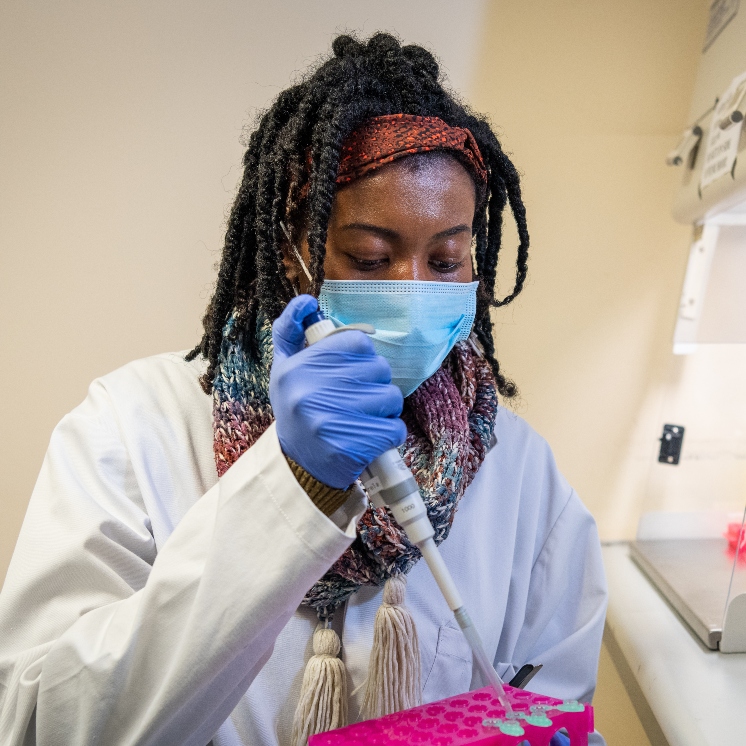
<box><xmin>302</xmin><ymin>310</ymin><xmax>326</xmax><ymax>329</ymax></box>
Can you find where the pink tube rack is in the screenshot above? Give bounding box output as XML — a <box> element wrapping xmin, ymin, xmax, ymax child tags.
<box><xmin>308</xmin><ymin>685</ymin><xmax>594</xmax><ymax>746</ymax></box>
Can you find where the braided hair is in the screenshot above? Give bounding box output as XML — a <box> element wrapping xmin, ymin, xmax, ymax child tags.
<box><xmin>186</xmin><ymin>32</ymin><xmax>529</xmax><ymax>398</ymax></box>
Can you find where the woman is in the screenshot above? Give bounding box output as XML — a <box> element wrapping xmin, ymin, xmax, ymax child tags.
<box><xmin>0</xmin><ymin>33</ymin><xmax>607</xmax><ymax>746</ymax></box>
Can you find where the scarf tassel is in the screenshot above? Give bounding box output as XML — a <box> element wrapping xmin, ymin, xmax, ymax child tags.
<box><xmin>291</xmin><ymin>625</ymin><xmax>348</xmax><ymax>746</ymax></box>
<box><xmin>361</xmin><ymin>575</ymin><xmax>422</xmax><ymax>720</ymax></box>
<box><xmin>291</xmin><ymin>577</ymin><xmax>422</xmax><ymax>745</ymax></box>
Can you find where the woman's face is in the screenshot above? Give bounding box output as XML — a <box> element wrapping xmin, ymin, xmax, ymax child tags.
<box><xmin>290</xmin><ymin>154</ymin><xmax>477</xmax><ymax>288</ymax></box>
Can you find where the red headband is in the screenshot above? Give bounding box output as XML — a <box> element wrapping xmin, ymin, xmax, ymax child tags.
<box><xmin>336</xmin><ymin>114</ymin><xmax>487</xmax><ymax>187</ymax></box>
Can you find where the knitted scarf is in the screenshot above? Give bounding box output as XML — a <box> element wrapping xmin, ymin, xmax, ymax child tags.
<box><xmin>212</xmin><ymin>313</ymin><xmax>498</xmax><ymax>616</ymax></box>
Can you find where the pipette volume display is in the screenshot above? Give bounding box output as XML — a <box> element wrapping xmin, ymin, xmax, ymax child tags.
<box><xmin>302</xmin><ymin>310</ymin><xmax>513</xmax><ymax>716</ymax></box>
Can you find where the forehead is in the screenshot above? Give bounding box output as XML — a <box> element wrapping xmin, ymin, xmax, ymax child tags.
<box><xmin>330</xmin><ymin>153</ymin><xmax>477</xmax><ymax>225</ymax></box>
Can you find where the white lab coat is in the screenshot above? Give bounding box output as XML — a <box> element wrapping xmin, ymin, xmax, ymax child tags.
<box><xmin>0</xmin><ymin>351</ymin><xmax>608</xmax><ymax>746</ymax></box>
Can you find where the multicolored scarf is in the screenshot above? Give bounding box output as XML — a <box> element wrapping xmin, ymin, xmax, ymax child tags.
<box><xmin>212</xmin><ymin>314</ymin><xmax>498</xmax><ymax>615</ymax></box>
<box><xmin>212</xmin><ymin>113</ymin><xmax>497</xmax><ymax>617</ymax></box>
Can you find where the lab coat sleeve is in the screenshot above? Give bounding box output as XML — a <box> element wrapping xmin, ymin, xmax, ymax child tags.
<box><xmin>0</xmin><ymin>379</ymin><xmax>357</xmax><ymax>746</ymax></box>
<box><xmin>504</xmin><ymin>490</ymin><xmax>608</xmax><ymax>746</ymax></box>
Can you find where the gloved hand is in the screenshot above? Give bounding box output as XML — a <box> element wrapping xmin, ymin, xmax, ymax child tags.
<box><xmin>270</xmin><ymin>294</ymin><xmax>406</xmax><ymax>489</ymax></box>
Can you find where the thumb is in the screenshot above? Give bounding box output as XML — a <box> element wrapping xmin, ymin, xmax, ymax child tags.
<box><xmin>272</xmin><ymin>295</ymin><xmax>319</xmax><ymax>360</ymax></box>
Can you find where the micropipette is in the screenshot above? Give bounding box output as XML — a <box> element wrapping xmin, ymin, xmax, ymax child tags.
<box><xmin>302</xmin><ymin>310</ymin><xmax>514</xmax><ymax>717</ymax></box>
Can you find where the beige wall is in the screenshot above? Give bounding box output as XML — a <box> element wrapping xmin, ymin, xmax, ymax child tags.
<box><xmin>0</xmin><ymin>3</ymin><xmax>723</xmax><ymax>743</ymax></box>
<box><xmin>472</xmin><ymin>0</ymin><xmax>721</xmax><ymax>541</ymax></box>
<box><xmin>2</xmin><ymin>0</ymin><xmax>721</xmax><ymax>568</ymax></box>
<box><xmin>0</xmin><ymin>0</ymin><xmax>488</xmax><ymax>580</ymax></box>
<box><xmin>472</xmin><ymin>8</ymin><xmax>727</xmax><ymax>739</ymax></box>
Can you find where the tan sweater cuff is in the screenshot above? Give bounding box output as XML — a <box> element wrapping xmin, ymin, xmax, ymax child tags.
<box><xmin>285</xmin><ymin>457</ymin><xmax>354</xmax><ymax>517</ymax></box>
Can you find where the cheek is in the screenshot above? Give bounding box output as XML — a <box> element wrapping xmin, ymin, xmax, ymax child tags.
<box><xmin>450</xmin><ymin>259</ymin><xmax>474</xmax><ymax>283</ymax></box>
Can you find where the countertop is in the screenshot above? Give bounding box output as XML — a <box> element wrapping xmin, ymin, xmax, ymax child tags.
<box><xmin>602</xmin><ymin>543</ymin><xmax>746</xmax><ymax>746</ymax></box>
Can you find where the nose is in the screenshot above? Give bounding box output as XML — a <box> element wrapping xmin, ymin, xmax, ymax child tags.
<box><xmin>389</xmin><ymin>254</ymin><xmax>429</xmax><ymax>281</ymax></box>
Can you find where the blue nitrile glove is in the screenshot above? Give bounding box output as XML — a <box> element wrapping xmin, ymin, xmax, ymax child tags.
<box><xmin>550</xmin><ymin>731</ymin><xmax>570</xmax><ymax>746</ymax></box>
<box><xmin>270</xmin><ymin>294</ymin><xmax>407</xmax><ymax>489</ymax></box>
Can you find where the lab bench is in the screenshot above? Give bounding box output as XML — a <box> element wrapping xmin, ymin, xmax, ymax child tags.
<box><xmin>601</xmin><ymin>543</ymin><xmax>746</xmax><ymax>746</ymax></box>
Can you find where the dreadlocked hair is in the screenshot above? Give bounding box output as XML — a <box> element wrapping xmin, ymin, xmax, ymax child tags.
<box><xmin>186</xmin><ymin>32</ymin><xmax>529</xmax><ymax>399</ymax></box>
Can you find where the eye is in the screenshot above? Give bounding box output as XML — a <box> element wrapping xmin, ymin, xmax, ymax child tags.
<box><xmin>348</xmin><ymin>255</ymin><xmax>389</xmax><ymax>271</ymax></box>
<box><xmin>430</xmin><ymin>258</ymin><xmax>467</xmax><ymax>273</ymax></box>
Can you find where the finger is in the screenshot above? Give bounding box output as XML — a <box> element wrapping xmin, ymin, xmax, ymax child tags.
<box><xmin>371</xmin><ymin>417</ymin><xmax>407</xmax><ymax>453</ymax></box>
<box><xmin>350</xmin><ymin>356</ymin><xmax>394</xmax><ymax>386</ymax></box>
<box><xmin>311</xmin><ymin>329</ymin><xmax>376</xmax><ymax>357</ymax></box>
<box><xmin>311</xmin><ymin>352</ymin><xmax>392</xmax><ymax>385</ymax></box>
<box><xmin>313</xmin><ymin>381</ymin><xmax>403</xmax><ymax>419</ymax></box>
<box><xmin>352</xmin><ymin>383</ymin><xmax>404</xmax><ymax>419</ymax></box>
<box><xmin>272</xmin><ymin>295</ymin><xmax>319</xmax><ymax>359</ymax></box>
<box><xmin>322</xmin><ymin>415</ymin><xmax>407</xmax><ymax>452</ymax></box>
<box><xmin>388</xmin><ymin>417</ymin><xmax>408</xmax><ymax>448</ymax></box>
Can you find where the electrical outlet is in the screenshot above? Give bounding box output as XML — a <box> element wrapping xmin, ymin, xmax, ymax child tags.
<box><xmin>659</xmin><ymin>424</ymin><xmax>685</xmax><ymax>465</ymax></box>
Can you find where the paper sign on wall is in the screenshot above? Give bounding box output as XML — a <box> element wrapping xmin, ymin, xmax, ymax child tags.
<box><xmin>700</xmin><ymin>70</ymin><xmax>746</xmax><ymax>189</ymax></box>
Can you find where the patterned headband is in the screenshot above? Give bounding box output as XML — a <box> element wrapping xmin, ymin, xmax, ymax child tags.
<box><xmin>336</xmin><ymin>113</ymin><xmax>487</xmax><ymax>187</ymax></box>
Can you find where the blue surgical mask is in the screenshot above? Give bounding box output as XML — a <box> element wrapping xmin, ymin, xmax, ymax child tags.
<box><xmin>318</xmin><ymin>280</ymin><xmax>479</xmax><ymax>397</ymax></box>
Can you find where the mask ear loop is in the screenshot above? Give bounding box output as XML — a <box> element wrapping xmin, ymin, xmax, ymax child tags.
<box><xmin>280</xmin><ymin>221</ymin><xmax>313</xmax><ymax>294</ymax></box>
<box><xmin>468</xmin><ymin>332</ymin><xmax>485</xmax><ymax>358</ymax></box>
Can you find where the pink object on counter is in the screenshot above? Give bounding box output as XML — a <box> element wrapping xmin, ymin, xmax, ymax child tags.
<box><xmin>308</xmin><ymin>685</ymin><xmax>594</xmax><ymax>745</ymax></box>
<box><xmin>725</xmin><ymin>521</ymin><xmax>746</xmax><ymax>557</ymax></box>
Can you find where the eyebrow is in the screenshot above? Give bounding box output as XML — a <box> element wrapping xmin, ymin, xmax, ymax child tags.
<box><xmin>339</xmin><ymin>222</ymin><xmax>471</xmax><ymax>240</ymax></box>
